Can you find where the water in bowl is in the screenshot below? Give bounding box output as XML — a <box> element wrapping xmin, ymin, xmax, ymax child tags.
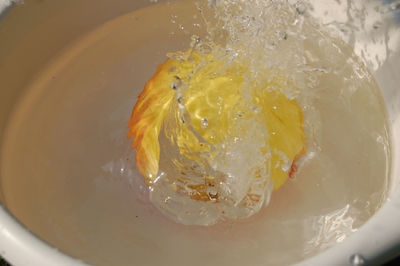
<box><xmin>0</xmin><ymin>0</ymin><xmax>391</xmax><ymax>265</ymax></box>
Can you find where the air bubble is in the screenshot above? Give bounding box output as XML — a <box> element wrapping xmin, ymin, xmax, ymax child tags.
<box><xmin>281</xmin><ymin>164</ymin><xmax>290</xmax><ymax>172</ymax></box>
<box><xmin>191</xmin><ymin>35</ymin><xmax>201</xmax><ymax>48</ymax></box>
<box><xmin>191</xmin><ymin>35</ymin><xmax>201</xmax><ymax>43</ymax></box>
<box><xmin>201</xmin><ymin>118</ymin><xmax>209</xmax><ymax>128</ymax></box>
<box><xmin>171</xmin><ymin>75</ymin><xmax>182</xmax><ymax>90</ymax></box>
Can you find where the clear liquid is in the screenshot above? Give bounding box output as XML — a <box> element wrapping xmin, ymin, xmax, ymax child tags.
<box><xmin>0</xmin><ymin>1</ymin><xmax>391</xmax><ymax>265</ymax></box>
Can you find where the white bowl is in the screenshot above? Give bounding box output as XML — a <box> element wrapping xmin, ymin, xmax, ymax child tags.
<box><xmin>0</xmin><ymin>0</ymin><xmax>399</xmax><ymax>265</ymax></box>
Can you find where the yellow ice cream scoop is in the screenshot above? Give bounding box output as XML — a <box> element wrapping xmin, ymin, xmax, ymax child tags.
<box><xmin>128</xmin><ymin>49</ymin><xmax>306</xmax><ymax>205</ymax></box>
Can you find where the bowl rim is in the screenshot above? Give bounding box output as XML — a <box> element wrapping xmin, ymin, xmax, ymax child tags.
<box><xmin>0</xmin><ymin>204</ymin><xmax>87</xmax><ymax>266</ymax></box>
<box><xmin>0</xmin><ymin>0</ymin><xmax>399</xmax><ymax>265</ymax></box>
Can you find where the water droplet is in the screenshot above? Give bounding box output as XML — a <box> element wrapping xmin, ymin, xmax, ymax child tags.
<box><xmin>207</xmin><ymin>186</ymin><xmax>218</xmax><ymax>199</ymax></box>
<box><xmin>164</xmin><ymin>196</ymin><xmax>171</xmax><ymax>203</ymax></box>
<box><xmin>191</xmin><ymin>35</ymin><xmax>201</xmax><ymax>43</ymax></box>
<box><xmin>281</xmin><ymin>164</ymin><xmax>290</xmax><ymax>172</ymax></box>
<box><xmin>389</xmin><ymin>2</ymin><xmax>400</xmax><ymax>11</ymax></box>
<box><xmin>201</xmin><ymin>118</ymin><xmax>209</xmax><ymax>128</ymax></box>
<box><xmin>191</xmin><ymin>35</ymin><xmax>201</xmax><ymax>48</ymax></box>
<box><xmin>349</xmin><ymin>254</ymin><xmax>365</xmax><ymax>266</ymax></box>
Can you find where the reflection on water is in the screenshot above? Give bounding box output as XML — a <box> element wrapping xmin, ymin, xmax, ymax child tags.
<box><xmin>302</xmin><ymin>0</ymin><xmax>400</xmax><ymax>70</ymax></box>
<box><xmin>305</xmin><ymin>204</ymin><xmax>356</xmax><ymax>254</ymax></box>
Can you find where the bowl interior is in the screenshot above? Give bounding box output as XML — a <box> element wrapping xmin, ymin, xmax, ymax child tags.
<box><xmin>0</xmin><ymin>0</ymin><xmax>399</xmax><ymax>265</ymax></box>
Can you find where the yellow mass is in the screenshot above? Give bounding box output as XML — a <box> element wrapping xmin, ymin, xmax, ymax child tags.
<box><xmin>128</xmin><ymin>49</ymin><xmax>306</xmax><ymax>204</ymax></box>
